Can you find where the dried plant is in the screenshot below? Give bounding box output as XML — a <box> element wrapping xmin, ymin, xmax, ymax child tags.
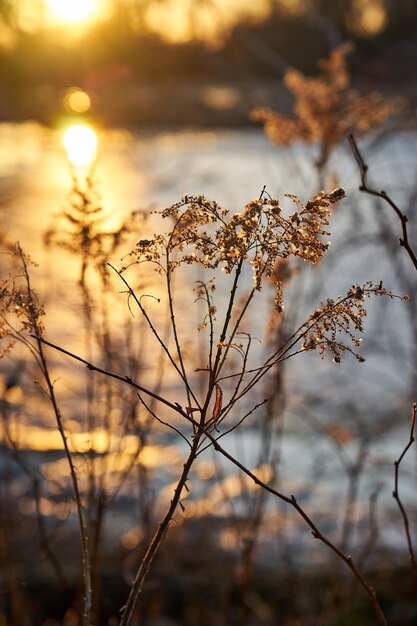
<box><xmin>36</xmin><ymin>184</ymin><xmax>407</xmax><ymax>626</ymax></box>
<box><xmin>300</xmin><ymin>282</ymin><xmax>407</xmax><ymax>363</ymax></box>
<box><xmin>44</xmin><ymin>172</ymin><xmax>141</xmax><ymax>286</ymax></box>
<box><xmin>0</xmin><ymin>245</ymin><xmax>92</xmax><ymax>626</ymax></box>
<box><xmin>252</xmin><ymin>42</ymin><xmax>401</xmax><ymax>173</ymax></box>
<box><xmin>44</xmin><ymin>173</ymin><xmax>155</xmax><ymax>625</ymax></box>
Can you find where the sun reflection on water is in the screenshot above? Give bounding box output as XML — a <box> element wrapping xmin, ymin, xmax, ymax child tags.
<box><xmin>63</xmin><ymin>123</ymin><xmax>98</xmax><ymax>168</ymax></box>
<box><xmin>45</xmin><ymin>0</ymin><xmax>97</xmax><ymax>24</ymax></box>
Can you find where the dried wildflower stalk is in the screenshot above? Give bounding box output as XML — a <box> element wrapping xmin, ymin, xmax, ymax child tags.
<box><xmin>45</xmin><ymin>172</ymin><xmax>141</xmax><ymax>285</ymax></box>
<box><xmin>300</xmin><ymin>282</ymin><xmax>407</xmax><ymax>364</ymax></box>
<box><xmin>38</xmin><ymin>331</ymin><xmax>390</xmax><ymax>626</ymax></box>
<box><xmin>45</xmin><ymin>173</ymin><xmax>149</xmax><ymax>625</ymax></box>
<box><xmin>37</xmin><ymin>187</ymin><xmax>403</xmax><ymax>626</ymax></box>
<box><xmin>252</xmin><ymin>42</ymin><xmax>401</xmax><ymax>171</ymax></box>
<box><xmin>0</xmin><ymin>245</ymin><xmax>92</xmax><ymax>626</ymax></box>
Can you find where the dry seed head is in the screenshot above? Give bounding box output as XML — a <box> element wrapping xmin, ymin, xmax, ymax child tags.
<box><xmin>251</xmin><ymin>42</ymin><xmax>403</xmax><ymax>166</ymax></box>
<box><xmin>128</xmin><ymin>189</ymin><xmax>345</xmax><ymax>305</ymax></box>
<box><xmin>301</xmin><ymin>281</ymin><xmax>406</xmax><ymax>363</ymax></box>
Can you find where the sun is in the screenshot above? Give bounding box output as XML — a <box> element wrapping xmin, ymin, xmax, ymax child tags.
<box><xmin>46</xmin><ymin>0</ymin><xmax>97</xmax><ymax>23</ymax></box>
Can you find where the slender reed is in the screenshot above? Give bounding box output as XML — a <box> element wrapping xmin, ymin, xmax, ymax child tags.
<box><xmin>12</xmin><ymin>245</ymin><xmax>92</xmax><ymax>626</ymax></box>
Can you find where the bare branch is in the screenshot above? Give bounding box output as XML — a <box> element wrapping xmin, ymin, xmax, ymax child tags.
<box><xmin>347</xmin><ymin>133</ymin><xmax>417</xmax><ymax>271</ymax></box>
<box><xmin>109</xmin><ymin>263</ymin><xmax>201</xmax><ymax>409</ymax></box>
<box><xmin>32</xmin><ymin>335</ymin><xmax>187</xmax><ymax>419</ymax></box>
<box><xmin>36</xmin><ymin>336</ymin><xmax>388</xmax><ymax>626</ymax></box>
<box><xmin>137</xmin><ymin>393</ymin><xmax>192</xmax><ymax>449</ymax></box>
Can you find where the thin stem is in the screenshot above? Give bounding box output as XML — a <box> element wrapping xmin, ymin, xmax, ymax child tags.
<box><xmin>109</xmin><ymin>263</ymin><xmax>200</xmax><ymax>409</ymax></box>
<box><xmin>37</xmin><ymin>377</ymin><xmax>92</xmax><ymax>626</ymax></box>
<box><xmin>165</xmin><ymin>251</ymin><xmax>193</xmax><ymax>410</ymax></box>
<box><xmin>211</xmin><ymin>259</ymin><xmax>244</xmax><ymax>384</ymax></box>
<box><xmin>234</xmin><ymin>288</ymin><xmax>374</xmax><ymax>402</ymax></box>
<box><xmin>204</xmin><ymin>430</ymin><xmax>388</xmax><ymax>626</ymax></box>
<box><xmin>137</xmin><ymin>393</ymin><xmax>192</xmax><ymax>449</ymax></box>
<box><xmin>393</xmin><ymin>402</ymin><xmax>417</xmax><ymax>574</ymax></box>
<box><xmin>217</xmin><ymin>334</ymin><xmax>252</xmax><ymax>423</ymax></box>
<box><xmin>33</xmin><ymin>336</ymin><xmax>186</xmax><ymax>419</ymax></box>
<box><xmin>108</xmin><ymin>309</ymin><xmax>173</xmax><ymax>506</ymax></box>
<box><xmin>18</xmin><ymin>246</ymin><xmax>92</xmax><ymax>626</ymax></box>
<box><xmin>38</xmin><ymin>334</ymin><xmax>388</xmax><ymax>626</ymax></box>
<box><xmin>195</xmin><ymin>280</ymin><xmax>215</xmax><ymax>372</ymax></box>
<box><xmin>118</xmin><ymin>431</ymin><xmax>203</xmax><ymax>626</ymax></box>
<box><xmin>216</xmin><ymin>288</ymin><xmax>255</xmax><ymax>378</ymax></box>
<box><xmin>197</xmin><ymin>398</ymin><xmax>268</xmax><ymax>456</ymax></box>
<box><xmin>347</xmin><ymin>133</ymin><xmax>417</xmax><ymax>271</ymax></box>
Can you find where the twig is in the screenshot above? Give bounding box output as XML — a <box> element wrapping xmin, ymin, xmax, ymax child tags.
<box><xmin>197</xmin><ymin>399</ymin><xmax>268</xmax><ymax>456</ymax></box>
<box><xmin>347</xmin><ymin>134</ymin><xmax>417</xmax><ymax>271</ymax></box>
<box><xmin>35</xmin><ymin>339</ymin><xmax>388</xmax><ymax>625</ymax></box>
<box><xmin>137</xmin><ymin>393</ymin><xmax>192</xmax><ymax>449</ymax></box>
<box><xmin>219</xmin><ymin>333</ymin><xmax>252</xmax><ymax>419</ymax></box>
<box><xmin>119</xmin><ymin>431</ymin><xmax>203</xmax><ymax>626</ymax></box>
<box><xmin>393</xmin><ymin>402</ymin><xmax>417</xmax><ymax>574</ymax></box>
<box><xmin>32</xmin><ymin>335</ymin><xmax>185</xmax><ymax>419</ymax></box>
<box><xmin>17</xmin><ymin>245</ymin><xmax>92</xmax><ymax>626</ymax></box>
<box><xmin>108</xmin><ymin>263</ymin><xmax>201</xmax><ymax>409</ymax></box>
<box><xmin>36</xmin><ymin>342</ymin><xmax>90</xmax><ymax>626</ymax></box>
<box><xmin>1</xmin><ymin>413</ymin><xmax>69</xmax><ymax>591</ymax></box>
<box><xmin>200</xmin><ymin>429</ymin><xmax>388</xmax><ymax>625</ymax></box>
<box><xmin>211</xmin><ymin>259</ymin><xmax>244</xmax><ymax>384</ymax></box>
<box><xmin>165</xmin><ymin>248</ymin><xmax>194</xmax><ymax>410</ymax></box>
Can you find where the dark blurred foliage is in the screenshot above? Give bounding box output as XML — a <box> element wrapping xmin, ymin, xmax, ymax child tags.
<box><xmin>0</xmin><ymin>0</ymin><xmax>416</xmax><ymax>125</ymax></box>
<box><xmin>0</xmin><ymin>0</ymin><xmax>14</xmax><ymax>22</ymax></box>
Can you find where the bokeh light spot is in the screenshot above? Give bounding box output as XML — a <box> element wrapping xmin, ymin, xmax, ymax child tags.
<box><xmin>201</xmin><ymin>86</ymin><xmax>239</xmax><ymax>110</ymax></box>
<box><xmin>63</xmin><ymin>124</ymin><xmax>98</xmax><ymax>167</ymax></box>
<box><xmin>355</xmin><ymin>0</ymin><xmax>388</xmax><ymax>36</ymax></box>
<box><xmin>63</xmin><ymin>87</ymin><xmax>91</xmax><ymax>113</ymax></box>
<box><xmin>46</xmin><ymin>0</ymin><xmax>97</xmax><ymax>23</ymax></box>
<box><xmin>121</xmin><ymin>527</ymin><xmax>142</xmax><ymax>550</ymax></box>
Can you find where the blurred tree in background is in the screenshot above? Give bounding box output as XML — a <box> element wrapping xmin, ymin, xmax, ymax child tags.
<box><xmin>0</xmin><ymin>0</ymin><xmax>415</xmax><ymax>124</ymax></box>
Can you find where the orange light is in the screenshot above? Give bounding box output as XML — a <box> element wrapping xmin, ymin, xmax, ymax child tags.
<box><xmin>45</xmin><ymin>0</ymin><xmax>97</xmax><ymax>23</ymax></box>
<box><xmin>63</xmin><ymin>124</ymin><xmax>98</xmax><ymax>168</ymax></box>
<box><xmin>359</xmin><ymin>5</ymin><xmax>387</xmax><ymax>35</ymax></box>
<box><xmin>354</xmin><ymin>0</ymin><xmax>388</xmax><ymax>36</ymax></box>
<box><xmin>63</xmin><ymin>87</ymin><xmax>91</xmax><ymax>113</ymax></box>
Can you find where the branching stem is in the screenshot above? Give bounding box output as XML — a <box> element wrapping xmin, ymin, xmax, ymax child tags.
<box><xmin>35</xmin><ymin>339</ymin><xmax>388</xmax><ymax>626</ymax></box>
<box><xmin>18</xmin><ymin>245</ymin><xmax>92</xmax><ymax>626</ymax></box>
<box><xmin>118</xmin><ymin>431</ymin><xmax>203</xmax><ymax>626</ymax></box>
<box><xmin>347</xmin><ymin>133</ymin><xmax>417</xmax><ymax>271</ymax></box>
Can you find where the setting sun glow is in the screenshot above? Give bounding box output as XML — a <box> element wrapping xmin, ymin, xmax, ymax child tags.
<box><xmin>63</xmin><ymin>124</ymin><xmax>98</xmax><ymax>168</ymax></box>
<box><xmin>46</xmin><ymin>0</ymin><xmax>97</xmax><ymax>23</ymax></box>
